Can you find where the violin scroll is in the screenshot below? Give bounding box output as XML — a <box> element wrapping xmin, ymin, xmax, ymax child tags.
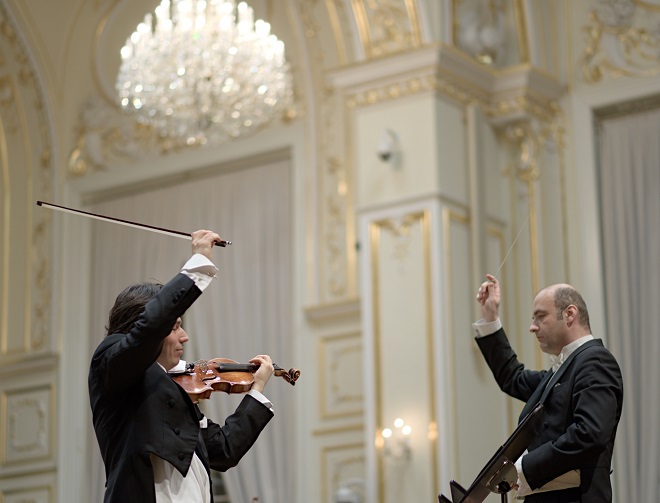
<box><xmin>275</xmin><ymin>366</ymin><xmax>301</xmax><ymax>386</ymax></box>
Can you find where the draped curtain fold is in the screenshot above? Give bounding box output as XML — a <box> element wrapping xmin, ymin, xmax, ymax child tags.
<box><xmin>87</xmin><ymin>159</ymin><xmax>293</xmax><ymax>503</ymax></box>
<box><xmin>598</xmin><ymin>108</ymin><xmax>660</xmax><ymax>502</ymax></box>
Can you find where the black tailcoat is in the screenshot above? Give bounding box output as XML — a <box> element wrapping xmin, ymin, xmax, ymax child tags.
<box><xmin>476</xmin><ymin>329</ymin><xmax>623</xmax><ymax>502</ymax></box>
<box><xmin>89</xmin><ymin>273</ymin><xmax>273</xmax><ymax>503</ymax></box>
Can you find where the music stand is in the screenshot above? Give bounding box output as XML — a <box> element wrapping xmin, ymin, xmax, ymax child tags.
<box><xmin>438</xmin><ymin>403</ymin><xmax>544</xmax><ymax>503</ymax></box>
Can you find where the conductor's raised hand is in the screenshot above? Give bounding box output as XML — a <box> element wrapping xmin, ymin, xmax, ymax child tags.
<box><xmin>476</xmin><ymin>274</ymin><xmax>501</xmax><ymax>322</ymax></box>
<box><xmin>249</xmin><ymin>355</ymin><xmax>275</xmax><ymax>394</ymax></box>
<box><xmin>191</xmin><ymin>230</ymin><xmax>223</xmax><ymax>260</ymax></box>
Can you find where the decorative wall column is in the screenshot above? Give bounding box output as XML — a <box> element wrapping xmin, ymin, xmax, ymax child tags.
<box><xmin>492</xmin><ymin>102</ymin><xmax>568</xmax><ymax>370</ymax></box>
<box><xmin>326</xmin><ymin>39</ymin><xmax>566</xmax><ymax>501</ymax></box>
<box><xmin>0</xmin><ymin>4</ymin><xmax>57</xmax><ymax>502</ymax></box>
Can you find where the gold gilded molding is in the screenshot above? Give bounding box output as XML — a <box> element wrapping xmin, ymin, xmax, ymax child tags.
<box><xmin>368</xmin><ymin>219</ymin><xmax>384</xmax><ymax>499</ymax></box>
<box><xmin>378</xmin><ymin>212</ymin><xmax>423</xmax><ymax>268</ymax></box>
<box><xmin>325</xmin><ymin>0</ymin><xmax>350</xmax><ymax>65</ymax></box>
<box><xmin>318</xmin><ymin>332</ymin><xmax>364</xmax><ymax>419</ymax></box>
<box><xmin>505</xmin><ymin>122</ymin><xmax>539</xmax><ymax>291</ymax></box>
<box><xmin>9</xmin><ymin>397</ymin><xmax>46</xmax><ymax>453</ymax></box>
<box><xmin>0</xmin><ymin>75</ymin><xmax>19</xmax><ymax>131</ymax></box>
<box><xmin>0</xmin><ymin>3</ymin><xmax>54</xmax><ymax>354</ymax></box>
<box><xmin>66</xmin><ymin>96</ymin><xmax>202</xmax><ymax>177</ymax></box>
<box><xmin>405</xmin><ymin>0</ymin><xmax>423</xmax><ymax>48</ymax></box>
<box><xmin>442</xmin><ymin>208</ymin><xmax>468</xmax><ymax>473</ymax></box>
<box><xmin>321</xmin><ymin>443</ymin><xmax>365</xmax><ymax>503</ymax></box>
<box><xmin>298</xmin><ymin>0</ymin><xmax>356</xmax><ymax>301</ymax></box>
<box><xmin>513</xmin><ymin>0</ymin><xmax>530</xmax><ymax>63</ymax></box>
<box><xmin>486</xmin><ymin>93</ymin><xmax>562</xmax><ymax>126</ymax></box>
<box><xmin>345</xmin><ymin>67</ymin><xmax>562</xmax><ymax>129</ymax></box>
<box><xmin>505</xmin><ymin>121</ymin><xmax>562</xmax><ymax>369</ymax></box>
<box><xmin>547</xmin><ymin>109</ymin><xmax>571</xmax><ymax>298</ymax></box>
<box><xmin>2</xmin><ymin>384</ymin><xmax>54</xmax><ymax>464</ymax></box>
<box><xmin>503</xmin><ymin>111</ymin><xmax>569</xmax><ymax>301</ymax></box>
<box><xmin>595</xmin><ymin>93</ymin><xmax>660</xmax><ymax>119</ymax></box>
<box><xmin>635</xmin><ymin>0</ymin><xmax>660</xmax><ymax>10</ymax></box>
<box><xmin>0</xmin><ymin>485</ymin><xmax>53</xmax><ymax>502</ymax></box>
<box><xmin>351</xmin><ymin>0</ymin><xmax>422</xmax><ymax>59</ymax></box>
<box><xmin>370</xmin><ymin>209</ymin><xmax>438</xmax><ymax>500</ymax></box>
<box><xmin>582</xmin><ymin>1</ymin><xmax>660</xmax><ymax>83</ymax></box>
<box><xmin>325</xmin><ymin>153</ymin><xmax>352</xmax><ymax>296</ymax></box>
<box><xmin>92</xmin><ymin>0</ymin><xmax>123</xmax><ymax>107</ymax></box>
<box><xmin>0</xmin><ymin>112</ymin><xmax>8</xmax><ymax>354</ymax></box>
<box><xmin>313</xmin><ymin>423</ymin><xmax>364</xmax><ymax>436</ymax></box>
<box><xmin>347</xmin><ymin>73</ymin><xmax>473</xmax><ymax>109</ymax></box>
<box><xmin>506</xmin><ymin>122</ymin><xmax>540</xmax><ymax>183</ymax></box>
<box><xmin>304</xmin><ymin>297</ymin><xmax>361</xmax><ymax>322</ymax></box>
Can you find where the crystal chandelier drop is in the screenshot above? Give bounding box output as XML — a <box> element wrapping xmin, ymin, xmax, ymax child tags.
<box><xmin>116</xmin><ymin>0</ymin><xmax>294</xmax><ymax>145</ymax></box>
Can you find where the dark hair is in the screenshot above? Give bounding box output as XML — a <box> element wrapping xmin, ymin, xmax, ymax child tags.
<box><xmin>105</xmin><ymin>282</ymin><xmax>163</xmax><ymax>336</ymax></box>
<box><xmin>554</xmin><ymin>286</ymin><xmax>591</xmax><ymax>331</ymax></box>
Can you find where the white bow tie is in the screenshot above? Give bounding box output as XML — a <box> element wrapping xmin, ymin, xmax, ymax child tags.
<box><xmin>549</xmin><ymin>353</ymin><xmax>564</xmax><ymax>372</ymax></box>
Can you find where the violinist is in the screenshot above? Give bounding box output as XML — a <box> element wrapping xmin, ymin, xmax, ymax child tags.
<box><xmin>88</xmin><ymin>229</ymin><xmax>275</xmax><ymax>503</ymax></box>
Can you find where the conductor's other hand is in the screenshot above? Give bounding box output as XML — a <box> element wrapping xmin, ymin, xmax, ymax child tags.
<box><xmin>250</xmin><ymin>355</ymin><xmax>275</xmax><ymax>394</ymax></box>
<box><xmin>476</xmin><ymin>274</ymin><xmax>501</xmax><ymax>322</ymax></box>
<box><xmin>191</xmin><ymin>230</ymin><xmax>223</xmax><ymax>260</ymax></box>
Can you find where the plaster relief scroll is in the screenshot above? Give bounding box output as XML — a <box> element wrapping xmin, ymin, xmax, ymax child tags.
<box><xmin>582</xmin><ymin>0</ymin><xmax>660</xmax><ymax>82</ymax></box>
<box><xmin>3</xmin><ymin>387</ymin><xmax>52</xmax><ymax>465</ymax></box>
<box><xmin>319</xmin><ymin>333</ymin><xmax>364</xmax><ymax>419</ymax></box>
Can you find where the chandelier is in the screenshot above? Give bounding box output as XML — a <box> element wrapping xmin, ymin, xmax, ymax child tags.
<box><xmin>116</xmin><ymin>0</ymin><xmax>294</xmax><ymax>145</ymax></box>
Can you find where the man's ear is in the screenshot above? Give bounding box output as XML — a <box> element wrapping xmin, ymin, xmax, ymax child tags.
<box><xmin>564</xmin><ymin>305</ymin><xmax>577</xmax><ymax>325</ymax></box>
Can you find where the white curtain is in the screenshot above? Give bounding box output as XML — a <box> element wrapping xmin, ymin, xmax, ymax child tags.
<box><xmin>87</xmin><ymin>159</ymin><xmax>294</xmax><ymax>503</ymax></box>
<box><xmin>598</xmin><ymin>108</ymin><xmax>660</xmax><ymax>502</ymax></box>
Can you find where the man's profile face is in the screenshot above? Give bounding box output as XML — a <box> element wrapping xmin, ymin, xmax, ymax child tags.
<box><xmin>157</xmin><ymin>317</ymin><xmax>188</xmax><ymax>371</ymax></box>
<box><xmin>529</xmin><ymin>289</ymin><xmax>569</xmax><ymax>356</ymax></box>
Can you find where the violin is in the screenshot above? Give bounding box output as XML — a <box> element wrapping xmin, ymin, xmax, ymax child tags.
<box><xmin>170</xmin><ymin>358</ymin><xmax>301</xmax><ymax>403</ymax></box>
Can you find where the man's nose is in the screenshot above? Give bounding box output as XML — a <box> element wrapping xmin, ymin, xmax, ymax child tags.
<box><xmin>529</xmin><ymin>323</ymin><xmax>538</xmax><ymax>333</ymax></box>
<box><xmin>180</xmin><ymin>329</ymin><xmax>189</xmax><ymax>342</ymax></box>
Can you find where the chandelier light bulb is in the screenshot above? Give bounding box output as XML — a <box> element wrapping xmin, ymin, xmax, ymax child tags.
<box><xmin>116</xmin><ymin>0</ymin><xmax>294</xmax><ymax>145</ymax></box>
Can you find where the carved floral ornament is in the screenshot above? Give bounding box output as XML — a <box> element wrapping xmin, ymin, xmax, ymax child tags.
<box><xmin>0</xmin><ymin>3</ymin><xmax>53</xmax><ymax>350</ymax></box>
<box><xmin>504</xmin><ymin>121</ymin><xmax>541</xmax><ymax>182</ymax></box>
<box><xmin>582</xmin><ymin>0</ymin><xmax>660</xmax><ymax>82</ymax></box>
<box><xmin>345</xmin><ymin>72</ymin><xmax>563</xmax><ymax>134</ymax></box>
<box><xmin>67</xmin><ymin>97</ymin><xmax>189</xmax><ymax>176</ymax></box>
<box><xmin>352</xmin><ymin>0</ymin><xmax>421</xmax><ymax>58</ymax></box>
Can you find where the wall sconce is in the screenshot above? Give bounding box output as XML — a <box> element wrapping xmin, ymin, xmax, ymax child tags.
<box><xmin>334</xmin><ymin>478</ymin><xmax>365</xmax><ymax>503</ymax></box>
<box><xmin>376</xmin><ymin>129</ymin><xmax>400</xmax><ymax>166</ymax></box>
<box><xmin>379</xmin><ymin>417</ymin><xmax>412</xmax><ymax>461</ymax></box>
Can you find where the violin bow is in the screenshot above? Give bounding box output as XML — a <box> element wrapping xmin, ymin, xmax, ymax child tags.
<box><xmin>36</xmin><ymin>201</ymin><xmax>232</xmax><ymax>247</ymax></box>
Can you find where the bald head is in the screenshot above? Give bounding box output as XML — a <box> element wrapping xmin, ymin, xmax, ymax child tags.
<box><xmin>540</xmin><ymin>283</ymin><xmax>591</xmax><ymax>332</ymax></box>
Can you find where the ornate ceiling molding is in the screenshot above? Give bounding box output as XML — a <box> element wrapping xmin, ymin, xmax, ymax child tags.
<box><xmin>326</xmin><ymin>44</ymin><xmax>565</xmax><ymax>127</ymax></box>
<box><xmin>350</xmin><ymin>0</ymin><xmax>422</xmax><ymax>59</ymax></box>
<box><xmin>582</xmin><ymin>0</ymin><xmax>660</xmax><ymax>83</ymax></box>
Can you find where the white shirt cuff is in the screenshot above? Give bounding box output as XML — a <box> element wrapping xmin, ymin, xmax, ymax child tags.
<box><xmin>472</xmin><ymin>317</ymin><xmax>502</xmax><ymax>337</ymax></box>
<box><xmin>180</xmin><ymin>254</ymin><xmax>218</xmax><ymax>291</ymax></box>
<box><xmin>514</xmin><ymin>450</ymin><xmax>580</xmax><ymax>498</ymax></box>
<box><xmin>514</xmin><ymin>452</ymin><xmax>533</xmax><ymax>497</ymax></box>
<box><xmin>248</xmin><ymin>389</ymin><xmax>274</xmax><ymax>412</ymax></box>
